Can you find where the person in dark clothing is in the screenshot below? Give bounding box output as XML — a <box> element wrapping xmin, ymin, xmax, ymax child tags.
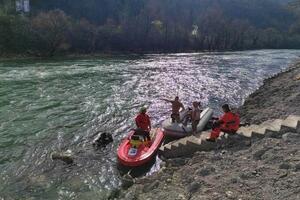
<box><xmin>93</xmin><ymin>132</ymin><xmax>113</xmax><ymax>147</ymax></box>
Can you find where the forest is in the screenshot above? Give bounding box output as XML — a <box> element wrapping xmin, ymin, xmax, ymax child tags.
<box><xmin>1</xmin><ymin>0</ymin><xmax>300</xmax><ymax>57</ymax></box>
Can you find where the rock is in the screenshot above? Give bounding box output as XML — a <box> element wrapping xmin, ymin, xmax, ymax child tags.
<box><xmin>107</xmin><ymin>188</ymin><xmax>120</xmax><ymax>200</ymax></box>
<box><xmin>265</xmin><ymin>131</ymin><xmax>282</xmax><ymax>138</ymax></box>
<box><xmin>245</xmin><ymin>140</ymin><xmax>252</xmax><ymax>146</ymax></box>
<box><xmin>230</xmin><ymin>177</ymin><xmax>239</xmax><ymax>184</ymax></box>
<box><xmin>294</xmin><ymin>74</ymin><xmax>300</xmax><ymax>81</ymax></box>
<box><xmin>124</xmin><ymin>191</ymin><xmax>137</xmax><ymax>200</ymax></box>
<box><xmin>121</xmin><ymin>175</ymin><xmax>134</xmax><ymax>189</ymax></box>
<box><xmin>278</xmin><ymin>171</ymin><xmax>288</xmax><ymax>179</ymax></box>
<box><xmin>159</xmin><ymin>166</ymin><xmax>167</xmax><ymax>173</ymax></box>
<box><xmin>239</xmin><ymin>172</ymin><xmax>251</xmax><ymax>180</ymax></box>
<box><xmin>279</xmin><ymin>163</ymin><xmax>291</xmax><ymax>170</ymax></box>
<box><xmin>160</xmin><ymin>161</ymin><xmax>167</xmax><ymax>168</ymax></box>
<box><xmin>186</xmin><ymin>182</ymin><xmax>200</xmax><ymax>194</ymax></box>
<box><xmin>253</xmin><ymin>148</ymin><xmax>269</xmax><ymax>160</ymax></box>
<box><xmin>143</xmin><ymin>180</ymin><xmax>160</xmax><ymax>193</ymax></box>
<box><xmin>28</xmin><ymin>175</ymin><xmax>48</xmax><ymax>187</ymax></box>
<box><xmin>282</xmin><ymin>133</ymin><xmax>300</xmax><ymax>143</ymax></box>
<box><xmin>225</xmin><ymin>191</ymin><xmax>236</xmax><ymax>199</ymax></box>
<box><xmin>195</xmin><ymin>167</ymin><xmax>215</xmax><ymax>177</ymax></box>
<box><xmin>51</xmin><ymin>151</ymin><xmax>74</xmax><ymax>164</ymax></box>
<box><xmin>294</xmin><ymin>163</ymin><xmax>300</xmax><ymax>172</ymax></box>
<box><xmin>166</xmin><ymin>178</ymin><xmax>172</xmax><ymax>183</ymax></box>
<box><xmin>177</xmin><ymin>194</ymin><xmax>186</xmax><ymax>200</ymax></box>
<box><xmin>66</xmin><ymin>177</ymin><xmax>89</xmax><ymax>191</ymax></box>
<box><xmin>167</xmin><ymin>158</ymin><xmax>187</xmax><ymax>167</ymax></box>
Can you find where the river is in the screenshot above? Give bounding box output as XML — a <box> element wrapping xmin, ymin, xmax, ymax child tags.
<box><xmin>0</xmin><ymin>50</ymin><xmax>300</xmax><ymax>199</ymax></box>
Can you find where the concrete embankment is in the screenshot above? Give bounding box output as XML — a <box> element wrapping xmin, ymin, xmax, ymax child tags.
<box><xmin>116</xmin><ymin>63</ymin><xmax>300</xmax><ymax>200</ymax></box>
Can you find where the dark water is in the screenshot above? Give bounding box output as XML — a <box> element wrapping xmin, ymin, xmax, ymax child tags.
<box><xmin>0</xmin><ymin>50</ymin><xmax>300</xmax><ymax>199</ymax></box>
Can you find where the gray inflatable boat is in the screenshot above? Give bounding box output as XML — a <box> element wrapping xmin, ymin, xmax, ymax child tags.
<box><xmin>162</xmin><ymin>107</ymin><xmax>213</xmax><ymax>138</ymax></box>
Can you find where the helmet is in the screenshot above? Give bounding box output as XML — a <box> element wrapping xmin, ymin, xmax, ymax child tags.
<box><xmin>140</xmin><ymin>107</ymin><xmax>147</xmax><ymax>113</ymax></box>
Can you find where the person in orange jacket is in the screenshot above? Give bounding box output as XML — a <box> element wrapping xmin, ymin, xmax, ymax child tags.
<box><xmin>135</xmin><ymin>107</ymin><xmax>151</xmax><ymax>141</ymax></box>
<box><xmin>207</xmin><ymin>104</ymin><xmax>240</xmax><ymax>142</ymax></box>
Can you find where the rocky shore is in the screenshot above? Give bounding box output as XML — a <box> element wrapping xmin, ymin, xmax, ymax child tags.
<box><xmin>116</xmin><ymin>63</ymin><xmax>300</xmax><ymax>200</ymax></box>
<box><xmin>239</xmin><ymin>63</ymin><xmax>300</xmax><ymax>124</ymax></box>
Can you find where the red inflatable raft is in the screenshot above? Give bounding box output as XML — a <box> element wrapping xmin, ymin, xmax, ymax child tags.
<box><xmin>117</xmin><ymin>128</ymin><xmax>164</xmax><ymax>167</ymax></box>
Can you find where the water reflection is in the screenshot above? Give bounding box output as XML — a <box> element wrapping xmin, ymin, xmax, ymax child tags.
<box><xmin>0</xmin><ymin>50</ymin><xmax>300</xmax><ymax>199</ymax></box>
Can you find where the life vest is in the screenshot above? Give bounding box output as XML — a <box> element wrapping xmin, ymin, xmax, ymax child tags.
<box><xmin>135</xmin><ymin>113</ymin><xmax>151</xmax><ymax>131</ymax></box>
<box><xmin>220</xmin><ymin>112</ymin><xmax>240</xmax><ymax>131</ymax></box>
<box><xmin>130</xmin><ymin>135</ymin><xmax>142</xmax><ymax>148</ymax></box>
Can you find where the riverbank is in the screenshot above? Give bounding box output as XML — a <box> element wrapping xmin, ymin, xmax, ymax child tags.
<box><xmin>117</xmin><ymin>63</ymin><xmax>300</xmax><ymax>200</ymax></box>
<box><xmin>0</xmin><ymin>49</ymin><xmax>288</xmax><ymax>62</ymax></box>
<box><xmin>239</xmin><ymin>63</ymin><xmax>300</xmax><ymax>124</ymax></box>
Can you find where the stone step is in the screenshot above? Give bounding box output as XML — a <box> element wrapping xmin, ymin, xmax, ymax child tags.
<box><xmin>164</xmin><ymin>144</ymin><xmax>172</xmax><ymax>151</ymax></box>
<box><xmin>168</xmin><ymin>136</ymin><xmax>200</xmax><ymax>153</ymax></box>
<box><xmin>198</xmin><ymin>131</ymin><xmax>211</xmax><ymax>140</ymax></box>
<box><xmin>285</xmin><ymin>115</ymin><xmax>300</xmax><ymax>122</ymax></box>
<box><xmin>262</xmin><ymin>119</ymin><xmax>283</xmax><ymax>131</ymax></box>
<box><xmin>281</xmin><ymin>116</ymin><xmax>300</xmax><ymax>129</ymax></box>
<box><xmin>237</xmin><ymin>126</ymin><xmax>253</xmax><ymax>137</ymax></box>
<box><xmin>159</xmin><ymin>115</ymin><xmax>300</xmax><ymax>159</ymax></box>
<box><xmin>186</xmin><ymin>138</ymin><xmax>202</xmax><ymax>146</ymax></box>
<box><xmin>178</xmin><ymin>137</ymin><xmax>192</xmax><ymax>145</ymax></box>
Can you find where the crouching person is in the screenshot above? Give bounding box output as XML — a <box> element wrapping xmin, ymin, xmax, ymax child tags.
<box><xmin>207</xmin><ymin>104</ymin><xmax>240</xmax><ymax>142</ymax></box>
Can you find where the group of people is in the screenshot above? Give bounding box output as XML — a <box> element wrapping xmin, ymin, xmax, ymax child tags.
<box><xmin>162</xmin><ymin>97</ymin><xmax>202</xmax><ymax>134</ymax></box>
<box><xmin>134</xmin><ymin>96</ymin><xmax>240</xmax><ymax>143</ymax></box>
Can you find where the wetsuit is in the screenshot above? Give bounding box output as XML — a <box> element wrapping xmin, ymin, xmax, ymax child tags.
<box><xmin>210</xmin><ymin>112</ymin><xmax>240</xmax><ymax>139</ymax></box>
<box><xmin>135</xmin><ymin>113</ymin><xmax>151</xmax><ymax>140</ymax></box>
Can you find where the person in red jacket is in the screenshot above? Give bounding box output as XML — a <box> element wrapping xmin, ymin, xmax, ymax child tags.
<box><xmin>135</xmin><ymin>107</ymin><xmax>151</xmax><ymax>141</ymax></box>
<box><xmin>207</xmin><ymin>104</ymin><xmax>240</xmax><ymax>142</ymax></box>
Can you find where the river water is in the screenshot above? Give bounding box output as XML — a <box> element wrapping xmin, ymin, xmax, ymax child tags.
<box><xmin>0</xmin><ymin>50</ymin><xmax>300</xmax><ymax>199</ymax></box>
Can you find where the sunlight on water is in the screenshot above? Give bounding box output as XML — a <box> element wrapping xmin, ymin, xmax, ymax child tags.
<box><xmin>0</xmin><ymin>50</ymin><xmax>300</xmax><ymax>199</ymax></box>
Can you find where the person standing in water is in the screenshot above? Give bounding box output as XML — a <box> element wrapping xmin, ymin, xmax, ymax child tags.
<box><xmin>135</xmin><ymin>107</ymin><xmax>151</xmax><ymax>141</ymax></box>
<box><xmin>162</xmin><ymin>96</ymin><xmax>185</xmax><ymax>123</ymax></box>
<box><xmin>191</xmin><ymin>101</ymin><xmax>202</xmax><ymax>135</ymax></box>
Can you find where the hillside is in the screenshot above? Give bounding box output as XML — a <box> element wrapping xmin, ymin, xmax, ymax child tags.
<box><xmin>1</xmin><ymin>0</ymin><xmax>300</xmax><ymax>56</ymax></box>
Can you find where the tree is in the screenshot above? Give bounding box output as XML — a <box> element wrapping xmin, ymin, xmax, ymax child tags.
<box><xmin>30</xmin><ymin>9</ymin><xmax>71</xmax><ymax>56</ymax></box>
<box><xmin>69</xmin><ymin>19</ymin><xmax>98</xmax><ymax>53</ymax></box>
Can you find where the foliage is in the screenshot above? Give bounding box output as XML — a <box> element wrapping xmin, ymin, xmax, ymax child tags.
<box><xmin>1</xmin><ymin>0</ymin><xmax>300</xmax><ymax>56</ymax></box>
<box><xmin>30</xmin><ymin>9</ymin><xmax>71</xmax><ymax>56</ymax></box>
